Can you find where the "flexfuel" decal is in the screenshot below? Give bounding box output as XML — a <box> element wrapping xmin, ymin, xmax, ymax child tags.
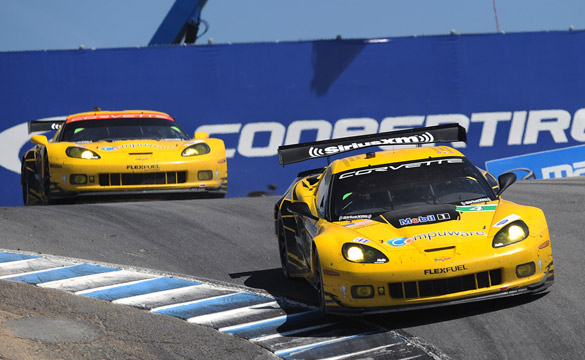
<box><xmin>424</xmin><ymin>264</ymin><xmax>468</xmax><ymax>275</ymax></box>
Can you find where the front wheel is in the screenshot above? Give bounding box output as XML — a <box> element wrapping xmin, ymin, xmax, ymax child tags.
<box><xmin>40</xmin><ymin>154</ymin><xmax>52</xmax><ymax>205</ymax></box>
<box><xmin>22</xmin><ymin>177</ymin><xmax>39</xmax><ymax>206</ymax></box>
<box><xmin>278</xmin><ymin>219</ymin><xmax>292</xmax><ymax>278</ymax></box>
<box><xmin>21</xmin><ymin>161</ymin><xmax>40</xmax><ymax>206</ymax></box>
<box><xmin>314</xmin><ymin>249</ymin><xmax>327</xmax><ymax>313</ymax></box>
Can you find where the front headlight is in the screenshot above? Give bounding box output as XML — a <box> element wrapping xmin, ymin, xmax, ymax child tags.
<box><xmin>182</xmin><ymin>143</ymin><xmax>210</xmax><ymax>157</ymax></box>
<box><xmin>342</xmin><ymin>243</ymin><xmax>388</xmax><ymax>263</ymax></box>
<box><xmin>493</xmin><ymin>220</ymin><xmax>529</xmax><ymax>248</ymax></box>
<box><xmin>66</xmin><ymin>147</ymin><xmax>100</xmax><ymax>159</ymax></box>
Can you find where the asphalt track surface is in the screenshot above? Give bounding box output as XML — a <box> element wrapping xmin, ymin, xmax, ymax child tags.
<box><xmin>0</xmin><ymin>176</ymin><xmax>584</xmax><ymax>359</ymax></box>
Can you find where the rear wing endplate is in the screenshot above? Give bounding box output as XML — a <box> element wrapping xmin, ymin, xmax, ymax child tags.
<box><xmin>28</xmin><ymin>118</ymin><xmax>66</xmax><ymax>134</ymax></box>
<box><xmin>278</xmin><ymin>123</ymin><xmax>467</xmax><ymax>166</ymax></box>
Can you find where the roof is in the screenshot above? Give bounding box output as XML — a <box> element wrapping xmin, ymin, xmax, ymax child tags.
<box><xmin>328</xmin><ymin>146</ymin><xmax>465</xmax><ymax>174</ymax></box>
<box><xmin>66</xmin><ymin>110</ymin><xmax>174</xmax><ymax>123</ymax></box>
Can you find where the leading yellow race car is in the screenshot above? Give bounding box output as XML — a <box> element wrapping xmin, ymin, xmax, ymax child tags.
<box><xmin>21</xmin><ymin>109</ymin><xmax>227</xmax><ymax>205</ymax></box>
<box><xmin>275</xmin><ymin>124</ymin><xmax>553</xmax><ymax>315</ymax></box>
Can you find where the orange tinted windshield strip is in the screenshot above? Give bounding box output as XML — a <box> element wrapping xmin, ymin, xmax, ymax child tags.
<box><xmin>67</xmin><ymin>113</ymin><xmax>174</xmax><ymax>123</ymax></box>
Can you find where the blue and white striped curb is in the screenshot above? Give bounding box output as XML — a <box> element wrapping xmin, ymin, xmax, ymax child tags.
<box><xmin>0</xmin><ymin>251</ymin><xmax>440</xmax><ymax>360</ymax></box>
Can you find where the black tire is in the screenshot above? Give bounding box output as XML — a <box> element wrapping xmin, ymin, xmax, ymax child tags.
<box><xmin>21</xmin><ymin>160</ymin><xmax>40</xmax><ymax>206</ymax></box>
<box><xmin>22</xmin><ymin>179</ymin><xmax>33</xmax><ymax>206</ymax></box>
<box><xmin>41</xmin><ymin>153</ymin><xmax>52</xmax><ymax>205</ymax></box>
<box><xmin>314</xmin><ymin>249</ymin><xmax>327</xmax><ymax>313</ymax></box>
<box><xmin>278</xmin><ymin>219</ymin><xmax>292</xmax><ymax>278</ymax></box>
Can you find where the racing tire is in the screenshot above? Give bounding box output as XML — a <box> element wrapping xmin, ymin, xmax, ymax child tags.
<box><xmin>41</xmin><ymin>153</ymin><xmax>52</xmax><ymax>205</ymax></box>
<box><xmin>278</xmin><ymin>219</ymin><xmax>292</xmax><ymax>279</ymax></box>
<box><xmin>314</xmin><ymin>249</ymin><xmax>327</xmax><ymax>314</ymax></box>
<box><xmin>22</xmin><ymin>178</ymin><xmax>36</xmax><ymax>206</ymax></box>
<box><xmin>21</xmin><ymin>160</ymin><xmax>40</xmax><ymax>206</ymax></box>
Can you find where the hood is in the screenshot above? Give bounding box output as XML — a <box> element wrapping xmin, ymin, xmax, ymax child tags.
<box><xmin>341</xmin><ymin>202</ymin><xmax>500</xmax><ymax>252</ymax></box>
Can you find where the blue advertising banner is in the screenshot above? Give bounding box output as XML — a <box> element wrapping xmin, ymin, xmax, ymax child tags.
<box><xmin>486</xmin><ymin>144</ymin><xmax>585</xmax><ymax>180</ymax></box>
<box><xmin>1</xmin><ymin>30</ymin><xmax>584</xmax><ymax>206</ymax></box>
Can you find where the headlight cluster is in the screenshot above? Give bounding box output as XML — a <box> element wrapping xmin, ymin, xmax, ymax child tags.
<box><xmin>342</xmin><ymin>243</ymin><xmax>388</xmax><ymax>263</ymax></box>
<box><xmin>493</xmin><ymin>220</ymin><xmax>529</xmax><ymax>248</ymax></box>
<box><xmin>66</xmin><ymin>147</ymin><xmax>100</xmax><ymax>159</ymax></box>
<box><xmin>182</xmin><ymin>143</ymin><xmax>210</xmax><ymax>157</ymax></box>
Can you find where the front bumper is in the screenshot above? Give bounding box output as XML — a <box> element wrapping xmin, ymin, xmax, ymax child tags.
<box><xmin>324</xmin><ymin>263</ymin><xmax>554</xmax><ymax>315</ymax></box>
<box><xmin>319</xmin><ymin>232</ymin><xmax>554</xmax><ymax>315</ymax></box>
<box><xmin>47</xmin><ymin>184</ymin><xmax>227</xmax><ymax>201</ymax></box>
<box><xmin>46</xmin><ymin>157</ymin><xmax>227</xmax><ymax>200</ymax></box>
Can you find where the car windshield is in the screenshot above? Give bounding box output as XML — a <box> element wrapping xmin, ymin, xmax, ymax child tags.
<box><xmin>58</xmin><ymin>118</ymin><xmax>190</xmax><ymax>142</ymax></box>
<box><xmin>330</xmin><ymin>157</ymin><xmax>496</xmax><ymax>221</ymax></box>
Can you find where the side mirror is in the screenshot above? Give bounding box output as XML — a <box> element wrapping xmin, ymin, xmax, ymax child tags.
<box><xmin>287</xmin><ymin>202</ymin><xmax>319</xmax><ymax>221</ymax></box>
<box><xmin>496</xmin><ymin>172</ymin><xmax>517</xmax><ymax>197</ymax></box>
<box><xmin>194</xmin><ymin>132</ymin><xmax>209</xmax><ymax>139</ymax></box>
<box><xmin>31</xmin><ymin>135</ymin><xmax>49</xmax><ymax>147</ymax></box>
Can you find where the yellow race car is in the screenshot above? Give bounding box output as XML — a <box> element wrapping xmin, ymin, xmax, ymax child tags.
<box><xmin>275</xmin><ymin>124</ymin><xmax>553</xmax><ymax>315</ymax></box>
<box><xmin>21</xmin><ymin>109</ymin><xmax>227</xmax><ymax>205</ymax></box>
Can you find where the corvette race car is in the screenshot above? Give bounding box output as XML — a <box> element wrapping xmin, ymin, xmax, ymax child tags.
<box><xmin>275</xmin><ymin>124</ymin><xmax>554</xmax><ymax>314</ymax></box>
<box><xmin>21</xmin><ymin>109</ymin><xmax>227</xmax><ymax>205</ymax></box>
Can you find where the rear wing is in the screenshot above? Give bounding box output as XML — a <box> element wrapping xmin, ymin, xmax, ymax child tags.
<box><xmin>28</xmin><ymin>118</ymin><xmax>66</xmax><ymax>134</ymax></box>
<box><xmin>278</xmin><ymin>123</ymin><xmax>467</xmax><ymax>166</ymax></box>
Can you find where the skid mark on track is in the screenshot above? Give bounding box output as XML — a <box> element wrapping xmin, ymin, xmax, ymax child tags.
<box><xmin>0</xmin><ymin>251</ymin><xmax>448</xmax><ymax>360</ymax></box>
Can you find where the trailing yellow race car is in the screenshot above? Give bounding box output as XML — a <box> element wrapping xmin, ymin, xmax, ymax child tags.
<box><xmin>275</xmin><ymin>124</ymin><xmax>553</xmax><ymax>315</ymax></box>
<box><xmin>21</xmin><ymin>109</ymin><xmax>227</xmax><ymax>205</ymax></box>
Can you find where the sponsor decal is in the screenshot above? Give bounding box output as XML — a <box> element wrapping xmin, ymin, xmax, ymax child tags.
<box><xmin>436</xmin><ymin>213</ymin><xmax>451</xmax><ymax>221</ymax></box>
<box><xmin>493</xmin><ymin>214</ymin><xmax>522</xmax><ymax>228</ymax></box>
<box><xmin>424</xmin><ymin>264</ymin><xmax>467</xmax><ymax>275</ymax></box>
<box><xmin>399</xmin><ymin>215</ymin><xmax>437</xmax><ymax>226</ymax></box>
<box><xmin>460</xmin><ymin>198</ymin><xmax>493</xmax><ymax>205</ymax></box>
<box><xmin>344</xmin><ymin>220</ymin><xmax>375</xmax><ymax>229</ymax></box>
<box><xmin>339</xmin><ymin>158</ymin><xmax>463</xmax><ymax>180</ymax></box>
<box><xmin>388</xmin><ymin>230</ymin><xmax>487</xmax><ymax>247</ymax></box>
<box><xmin>398</xmin><ymin>213</ymin><xmax>451</xmax><ymax>226</ymax></box>
<box><xmin>382</xmin><ymin>206</ymin><xmax>459</xmax><ymax>228</ymax></box>
<box><xmin>308</xmin><ymin>132</ymin><xmax>434</xmax><ymax>158</ymax></box>
<box><xmin>101</xmin><ymin>143</ymin><xmax>177</xmax><ymax>151</ymax></box>
<box><xmin>456</xmin><ymin>204</ymin><xmax>497</xmax><ymax>212</ymax></box>
<box><xmin>68</xmin><ymin>113</ymin><xmax>173</xmax><ymax>122</ymax></box>
<box><xmin>388</xmin><ymin>237</ymin><xmax>414</xmax><ymax>247</ymax></box>
<box><xmin>126</xmin><ymin>164</ymin><xmax>159</xmax><ymax>170</ymax></box>
<box><xmin>434</xmin><ymin>257</ymin><xmax>453</xmax><ymax>262</ymax></box>
<box><xmin>339</xmin><ymin>214</ymin><xmax>372</xmax><ymax>220</ymax></box>
<box><xmin>352</xmin><ymin>237</ymin><xmax>370</xmax><ymax>244</ymax></box>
